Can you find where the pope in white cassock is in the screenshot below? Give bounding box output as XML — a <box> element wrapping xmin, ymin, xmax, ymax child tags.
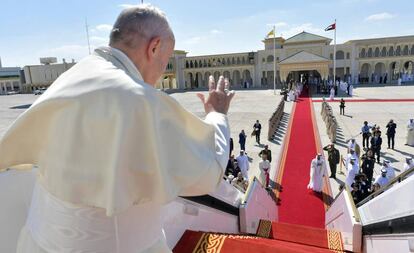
<box><xmin>0</xmin><ymin>5</ymin><xmax>236</xmax><ymax>253</ymax></box>
<box><xmin>407</xmin><ymin>119</ymin><xmax>414</xmax><ymax>146</ymax></box>
<box><xmin>307</xmin><ymin>154</ymin><xmax>327</xmax><ymax>193</ymax></box>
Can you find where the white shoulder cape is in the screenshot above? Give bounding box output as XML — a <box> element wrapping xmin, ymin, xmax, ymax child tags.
<box><xmin>0</xmin><ymin>47</ymin><xmax>229</xmax><ymax>216</ymax></box>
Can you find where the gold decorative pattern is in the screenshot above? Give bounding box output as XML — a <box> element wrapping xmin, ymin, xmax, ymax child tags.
<box><xmin>192</xmin><ymin>233</ymin><xmax>259</xmax><ymax>253</ymax></box>
<box><xmin>256</xmin><ymin>220</ymin><xmax>272</xmax><ymax>238</ymax></box>
<box><xmin>327</xmin><ymin>230</ymin><xmax>344</xmax><ymax>252</ymax></box>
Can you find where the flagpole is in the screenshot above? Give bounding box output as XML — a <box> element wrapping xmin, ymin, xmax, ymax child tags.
<box><xmin>273</xmin><ymin>25</ymin><xmax>276</xmax><ymax>95</ymax></box>
<box><xmin>333</xmin><ymin>19</ymin><xmax>336</xmax><ymax>85</ymax></box>
<box><xmin>85</xmin><ymin>17</ymin><xmax>91</xmax><ymax>55</ymax></box>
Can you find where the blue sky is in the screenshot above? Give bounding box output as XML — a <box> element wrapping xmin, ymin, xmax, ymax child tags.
<box><xmin>1</xmin><ymin>0</ymin><xmax>413</xmax><ymax>67</ymax></box>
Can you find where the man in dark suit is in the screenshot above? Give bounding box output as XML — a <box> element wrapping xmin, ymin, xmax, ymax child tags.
<box><xmin>386</xmin><ymin>119</ymin><xmax>397</xmax><ymax>149</ymax></box>
<box><xmin>323</xmin><ymin>143</ymin><xmax>340</xmax><ymax>179</ymax></box>
<box><xmin>370</xmin><ymin>131</ymin><xmax>382</xmax><ymax>163</ymax></box>
<box><xmin>259</xmin><ymin>145</ymin><xmax>272</xmax><ymax>163</ymax></box>
<box><xmin>253</xmin><ymin>120</ymin><xmax>262</xmax><ymax>144</ymax></box>
<box><xmin>361</xmin><ymin>150</ymin><xmax>375</xmax><ymax>187</ymax></box>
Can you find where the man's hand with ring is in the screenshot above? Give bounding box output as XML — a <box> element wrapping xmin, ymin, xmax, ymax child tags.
<box><xmin>197</xmin><ymin>75</ymin><xmax>235</xmax><ymax>115</ymax></box>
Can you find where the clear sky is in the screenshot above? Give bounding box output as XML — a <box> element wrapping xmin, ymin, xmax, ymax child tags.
<box><xmin>1</xmin><ymin>0</ymin><xmax>413</xmax><ymax>67</ymax></box>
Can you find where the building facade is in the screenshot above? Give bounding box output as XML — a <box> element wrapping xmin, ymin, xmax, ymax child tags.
<box><xmin>22</xmin><ymin>59</ymin><xmax>76</xmax><ymax>93</ymax></box>
<box><xmin>157</xmin><ymin>32</ymin><xmax>414</xmax><ymax>89</ymax></box>
<box><xmin>0</xmin><ymin>67</ymin><xmax>23</xmax><ymax>95</ymax></box>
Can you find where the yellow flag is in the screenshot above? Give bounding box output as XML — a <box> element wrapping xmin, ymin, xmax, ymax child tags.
<box><xmin>267</xmin><ymin>29</ymin><xmax>275</xmax><ymax>38</ymax></box>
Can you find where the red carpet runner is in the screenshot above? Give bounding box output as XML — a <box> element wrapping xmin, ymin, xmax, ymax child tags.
<box><xmin>173</xmin><ymin>230</ymin><xmax>342</xmax><ymax>253</ymax></box>
<box><xmin>277</xmin><ymin>88</ymin><xmax>327</xmax><ymax>228</ymax></box>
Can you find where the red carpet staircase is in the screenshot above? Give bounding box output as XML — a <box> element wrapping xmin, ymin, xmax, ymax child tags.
<box><xmin>173</xmin><ymin>220</ymin><xmax>344</xmax><ymax>253</ymax></box>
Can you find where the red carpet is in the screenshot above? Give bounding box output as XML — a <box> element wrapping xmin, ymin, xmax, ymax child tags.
<box><xmin>173</xmin><ymin>230</ymin><xmax>343</xmax><ymax>253</ymax></box>
<box><xmin>266</xmin><ymin>221</ymin><xmax>343</xmax><ymax>251</ymax></box>
<box><xmin>312</xmin><ymin>98</ymin><xmax>414</xmax><ymax>103</ymax></box>
<box><xmin>276</xmin><ymin>88</ymin><xmax>327</xmax><ymax>228</ymax></box>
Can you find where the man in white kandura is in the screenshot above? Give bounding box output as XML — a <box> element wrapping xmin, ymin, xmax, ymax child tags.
<box><xmin>0</xmin><ymin>4</ymin><xmax>235</xmax><ymax>253</ymax></box>
<box><xmin>329</xmin><ymin>86</ymin><xmax>335</xmax><ymax>100</ymax></box>
<box><xmin>308</xmin><ymin>154</ymin><xmax>327</xmax><ymax>193</ymax></box>
<box><xmin>407</xmin><ymin>119</ymin><xmax>414</xmax><ymax>146</ymax></box>
<box><xmin>374</xmin><ymin>169</ymin><xmax>389</xmax><ymax>188</ymax></box>
<box><xmin>404</xmin><ymin>157</ymin><xmax>414</xmax><ymax>172</ymax></box>
<box><xmin>381</xmin><ymin>160</ymin><xmax>396</xmax><ymax>180</ymax></box>
<box><xmin>346</xmin><ymin>157</ymin><xmax>359</xmax><ymax>188</ymax></box>
<box><xmin>236</xmin><ymin>150</ymin><xmax>250</xmax><ymax>180</ymax></box>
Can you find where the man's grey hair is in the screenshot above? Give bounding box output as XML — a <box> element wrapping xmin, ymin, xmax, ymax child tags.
<box><xmin>109</xmin><ymin>4</ymin><xmax>174</xmax><ymax>48</ymax></box>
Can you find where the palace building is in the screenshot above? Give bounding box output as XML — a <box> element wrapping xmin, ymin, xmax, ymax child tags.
<box><xmin>157</xmin><ymin>31</ymin><xmax>414</xmax><ymax>89</ymax></box>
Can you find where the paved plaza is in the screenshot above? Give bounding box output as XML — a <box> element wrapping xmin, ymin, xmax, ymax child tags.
<box><xmin>1</xmin><ymin>85</ymin><xmax>413</xmax><ymax>198</ymax></box>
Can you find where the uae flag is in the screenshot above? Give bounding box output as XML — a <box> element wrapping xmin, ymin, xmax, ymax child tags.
<box><xmin>325</xmin><ymin>23</ymin><xmax>336</xmax><ymax>31</ymax></box>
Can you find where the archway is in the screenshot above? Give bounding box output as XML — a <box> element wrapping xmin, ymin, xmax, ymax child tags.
<box><xmin>223</xmin><ymin>70</ymin><xmax>231</xmax><ymax>81</ymax></box>
<box><xmin>204</xmin><ymin>71</ymin><xmax>212</xmax><ymax>86</ymax></box>
<box><xmin>374</xmin><ymin>62</ymin><xmax>386</xmax><ymax>83</ymax></box>
<box><xmin>232</xmin><ymin>70</ymin><xmax>241</xmax><ymax>87</ymax></box>
<box><xmin>404</xmin><ymin>61</ymin><xmax>413</xmax><ymax>74</ymax></box>
<box><xmin>389</xmin><ymin>62</ymin><xmax>399</xmax><ymax>81</ymax></box>
<box><xmin>360</xmin><ymin>63</ymin><xmax>371</xmax><ymax>83</ymax></box>
<box><xmin>242</xmin><ymin>70</ymin><xmax>252</xmax><ymax>87</ymax></box>
<box><xmin>195</xmin><ymin>72</ymin><xmax>203</xmax><ymax>88</ymax></box>
<box><xmin>213</xmin><ymin>71</ymin><xmax>220</xmax><ymax>81</ymax></box>
<box><xmin>186</xmin><ymin>72</ymin><xmax>194</xmax><ymax>88</ymax></box>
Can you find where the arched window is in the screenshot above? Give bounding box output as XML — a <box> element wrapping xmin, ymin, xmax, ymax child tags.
<box><xmin>346</xmin><ymin>52</ymin><xmax>350</xmax><ymax>59</ymax></box>
<box><xmin>227</xmin><ymin>58</ymin><xmax>230</xmax><ymax>65</ymax></box>
<box><xmin>360</xmin><ymin>48</ymin><xmax>366</xmax><ymax>58</ymax></box>
<box><xmin>411</xmin><ymin>45</ymin><xmax>414</xmax><ymax>55</ymax></box>
<box><xmin>381</xmin><ymin>47</ymin><xmax>387</xmax><ymax>57</ymax></box>
<box><xmin>403</xmin><ymin>45</ymin><xmax>409</xmax><ymax>55</ymax></box>
<box><xmin>232</xmin><ymin>58</ymin><xmax>235</xmax><ymax>64</ymax></box>
<box><xmin>367</xmin><ymin>48</ymin><xmax>373</xmax><ymax>57</ymax></box>
<box><xmin>190</xmin><ymin>61</ymin><xmax>194</xmax><ymax>68</ymax></box>
<box><xmin>388</xmin><ymin>46</ymin><xmax>394</xmax><ymax>57</ymax></box>
<box><xmin>267</xmin><ymin>55</ymin><xmax>274</xmax><ymax>62</ymax></box>
<box><xmin>242</xmin><ymin>57</ymin><xmax>246</xmax><ymax>64</ymax></box>
<box><xmin>336</xmin><ymin>50</ymin><xmax>345</xmax><ymax>60</ymax></box>
<box><xmin>237</xmin><ymin>57</ymin><xmax>240</xmax><ymax>64</ymax></box>
<box><xmin>186</xmin><ymin>61</ymin><xmax>189</xmax><ymax>68</ymax></box>
<box><xmin>199</xmin><ymin>60</ymin><xmax>202</xmax><ymax>67</ymax></box>
<box><xmin>262</xmin><ymin>58</ymin><xmax>265</xmax><ymax>63</ymax></box>
<box><xmin>194</xmin><ymin>61</ymin><xmax>198</xmax><ymax>68</ymax></box>
<box><xmin>395</xmin><ymin>46</ymin><xmax>401</xmax><ymax>56</ymax></box>
<box><xmin>374</xmin><ymin>47</ymin><xmax>380</xmax><ymax>57</ymax></box>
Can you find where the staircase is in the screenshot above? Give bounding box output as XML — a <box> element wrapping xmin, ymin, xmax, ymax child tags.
<box><xmin>173</xmin><ymin>220</ymin><xmax>345</xmax><ymax>253</ymax></box>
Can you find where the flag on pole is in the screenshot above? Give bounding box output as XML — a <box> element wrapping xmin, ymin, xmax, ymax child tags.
<box><xmin>267</xmin><ymin>28</ymin><xmax>275</xmax><ymax>38</ymax></box>
<box><xmin>325</xmin><ymin>23</ymin><xmax>336</xmax><ymax>31</ymax></box>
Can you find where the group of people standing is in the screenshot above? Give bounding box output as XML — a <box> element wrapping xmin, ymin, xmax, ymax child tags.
<box><xmin>321</xmin><ymin>99</ymin><xmax>338</xmax><ymax>143</ymax></box>
<box><xmin>225</xmin><ymin>120</ymin><xmax>273</xmax><ymax>190</ymax></box>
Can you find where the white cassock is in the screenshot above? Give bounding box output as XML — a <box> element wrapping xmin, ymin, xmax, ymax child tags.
<box><xmin>329</xmin><ymin>87</ymin><xmax>335</xmax><ymax>100</ymax></box>
<box><xmin>374</xmin><ymin>175</ymin><xmax>389</xmax><ymax>187</ymax></box>
<box><xmin>236</xmin><ymin>154</ymin><xmax>250</xmax><ymax>179</ymax></box>
<box><xmin>345</xmin><ymin>163</ymin><xmax>360</xmax><ymax>188</ymax></box>
<box><xmin>349</xmin><ymin>84</ymin><xmax>354</xmax><ymax>96</ymax></box>
<box><xmin>0</xmin><ymin>46</ymin><xmax>230</xmax><ymax>253</ymax></box>
<box><xmin>407</xmin><ymin>120</ymin><xmax>414</xmax><ymax>146</ymax></box>
<box><xmin>259</xmin><ymin>160</ymin><xmax>270</xmax><ymax>187</ymax></box>
<box><xmin>307</xmin><ymin>157</ymin><xmax>326</xmax><ymax>192</ymax></box>
<box><xmin>340</xmin><ymin>81</ymin><xmax>347</xmax><ymax>91</ymax></box>
<box><xmin>382</xmin><ymin>165</ymin><xmax>396</xmax><ymax>180</ymax></box>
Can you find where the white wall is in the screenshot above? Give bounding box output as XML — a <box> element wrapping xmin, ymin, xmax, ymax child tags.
<box><xmin>358</xmin><ymin>176</ymin><xmax>414</xmax><ymax>226</ymax></box>
<box><xmin>326</xmin><ymin>190</ymin><xmax>362</xmax><ymax>252</ymax></box>
<box><xmin>363</xmin><ymin>234</ymin><xmax>414</xmax><ymax>253</ymax></box>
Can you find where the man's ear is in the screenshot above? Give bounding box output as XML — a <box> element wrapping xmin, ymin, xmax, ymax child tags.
<box><xmin>146</xmin><ymin>37</ymin><xmax>162</xmax><ymax>61</ymax></box>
